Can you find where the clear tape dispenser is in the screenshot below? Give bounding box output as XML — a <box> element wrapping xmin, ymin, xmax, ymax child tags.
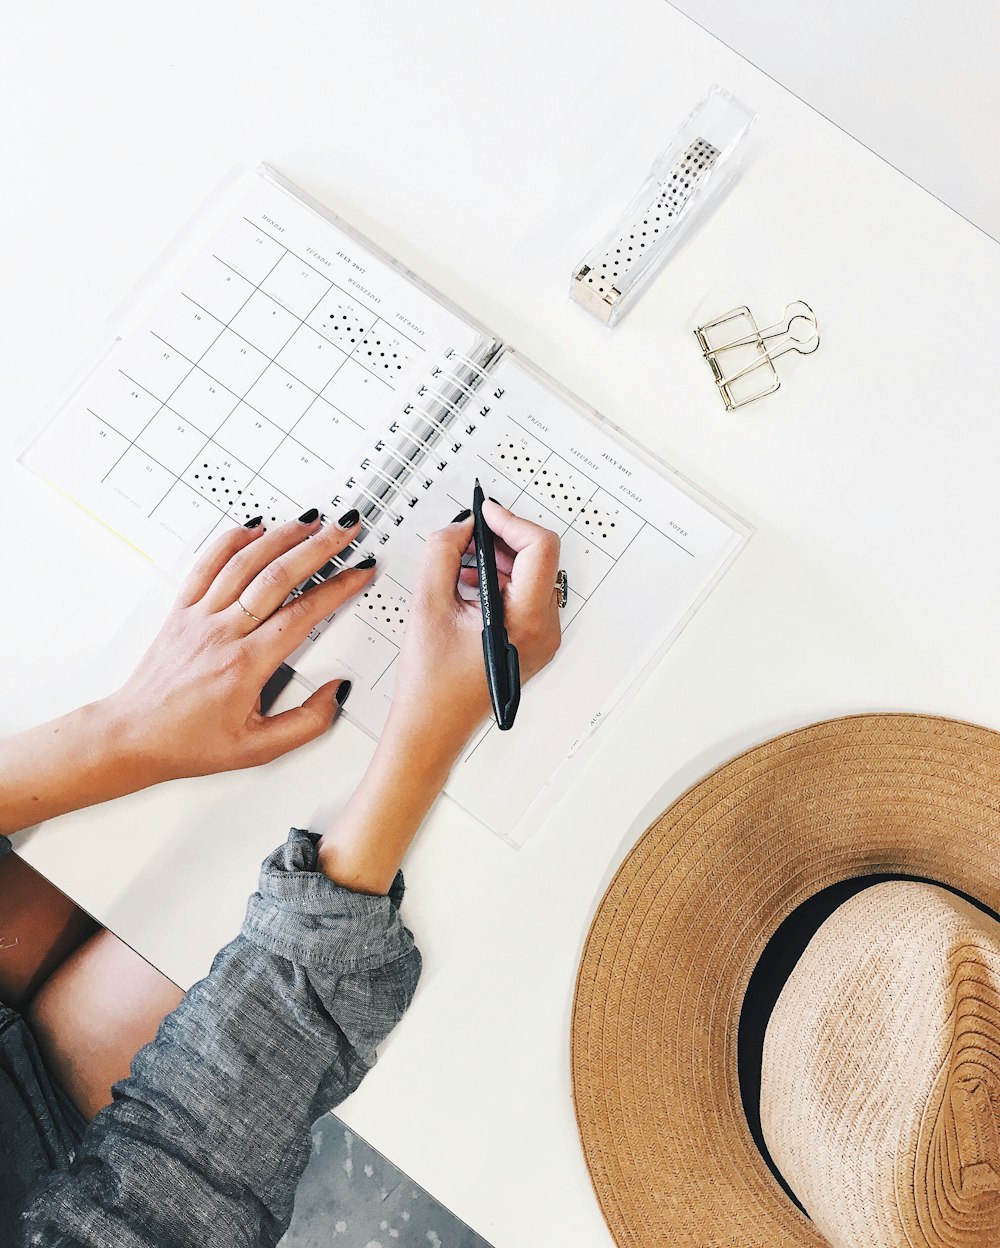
<box><xmin>570</xmin><ymin>85</ymin><xmax>757</xmax><ymax>326</ymax></box>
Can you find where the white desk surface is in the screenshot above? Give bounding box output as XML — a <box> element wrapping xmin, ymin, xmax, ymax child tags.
<box><xmin>668</xmin><ymin>0</ymin><xmax>1000</xmax><ymax>243</ymax></box>
<box><xmin>3</xmin><ymin>2</ymin><xmax>1000</xmax><ymax>1245</ymax></box>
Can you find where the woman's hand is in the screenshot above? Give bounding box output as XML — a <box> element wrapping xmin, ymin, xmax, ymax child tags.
<box><xmin>0</xmin><ymin>511</ymin><xmax>374</xmax><ymax>834</ymax></box>
<box><xmin>388</xmin><ymin>501</ymin><xmax>562</xmax><ymax>763</ymax></box>
<box><xmin>105</xmin><ymin>511</ymin><xmax>376</xmax><ymax>783</ymax></box>
<box><xmin>317</xmin><ymin>502</ymin><xmax>562</xmax><ymax>894</ymax></box>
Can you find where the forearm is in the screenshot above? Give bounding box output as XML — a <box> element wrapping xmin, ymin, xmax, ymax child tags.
<box><xmin>0</xmin><ymin>700</ymin><xmax>153</xmax><ymax>836</ymax></box>
<box><xmin>317</xmin><ymin>708</ymin><xmax>475</xmax><ymax>895</ymax></box>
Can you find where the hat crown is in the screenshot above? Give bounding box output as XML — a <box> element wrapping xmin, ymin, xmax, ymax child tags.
<box><xmin>761</xmin><ymin>882</ymin><xmax>1000</xmax><ymax>1248</ymax></box>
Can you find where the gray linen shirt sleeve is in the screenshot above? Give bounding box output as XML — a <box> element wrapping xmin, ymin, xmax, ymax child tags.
<box><xmin>17</xmin><ymin>828</ymin><xmax>422</xmax><ymax>1248</ymax></box>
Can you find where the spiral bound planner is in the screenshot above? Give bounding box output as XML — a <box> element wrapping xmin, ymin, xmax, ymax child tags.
<box><xmin>21</xmin><ymin>165</ymin><xmax>750</xmax><ymax>847</ymax></box>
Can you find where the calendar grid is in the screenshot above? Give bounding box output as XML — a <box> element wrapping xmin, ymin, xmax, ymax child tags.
<box><xmin>145</xmin><ymin>228</ymin><xmax>434</xmax><ymax>537</ymax></box>
<box><xmin>353</xmin><ymin>571</ymin><xmax>412</xmax><ymax>649</ymax></box>
<box><xmin>141</xmin><ymin>249</ymin><xmax>360</xmax><ymax>521</ymax></box>
<box><xmin>134</xmin><ymin>328</ymin><xmax>367</xmax><ymax>441</ymax></box>
<box><xmin>99</xmin><ymin>252</ymin><xmax>285</xmax><ymax>490</ymax></box>
<box><xmin>122</xmin><ymin>251</ymin><xmax>292</xmax><ymax>524</ymax></box>
<box><xmin>245</xmin><ymin>218</ymin><xmax>429</xmax><ymax>356</ymax></box>
<box><xmin>500</xmin><ymin>412</ymin><xmax>692</xmax><ymax>555</ymax></box>
<box><xmin>21</xmin><ymin>167</ymin><xmax>746</xmax><ymax>847</ymax></box>
<box><xmin>94</xmin><ymin>389</ymin><xmax>349</xmax><ymax>526</ymax></box>
<box><xmin>175</xmin><ymin>284</ymin><xmax>398</xmax><ymax>399</ymax></box>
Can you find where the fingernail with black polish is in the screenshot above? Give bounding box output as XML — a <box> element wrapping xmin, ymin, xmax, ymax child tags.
<box><xmin>335</xmin><ymin>680</ymin><xmax>353</xmax><ymax>707</ymax></box>
<box><xmin>452</xmin><ymin>508</ymin><xmax>472</xmax><ymax>523</ymax></box>
<box><xmin>355</xmin><ymin>555</ymin><xmax>377</xmax><ymax>570</ymax></box>
<box><xmin>244</xmin><ymin>515</ymin><xmax>263</xmax><ymax>529</ymax></box>
<box><xmin>488</xmin><ymin>496</ymin><xmax>500</xmax><ymax>504</ymax></box>
<box><xmin>298</xmin><ymin>507</ymin><xmax>320</xmax><ymax>524</ymax></box>
<box><xmin>338</xmin><ymin>508</ymin><xmax>360</xmax><ymax>529</ymax></box>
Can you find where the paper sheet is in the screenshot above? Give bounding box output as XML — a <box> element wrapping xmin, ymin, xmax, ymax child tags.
<box><xmin>23</xmin><ymin>171</ymin><xmax>746</xmax><ymax>846</ymax></box>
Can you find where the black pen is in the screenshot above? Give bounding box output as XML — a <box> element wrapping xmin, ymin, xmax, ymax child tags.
<box><xmin>472</xmin><ymin>479</ymin><xmax>520</xmax><ymax>730</ymax></box>
<box><xmin>259</xmin><ymin>662</ymin><xmax>296</xmax><ymax>715</ymax></box>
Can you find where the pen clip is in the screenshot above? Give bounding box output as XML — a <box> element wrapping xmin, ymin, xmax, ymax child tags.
<box><xmin>498</xmin><ymin>642</ymin><xmax>520</xmax><ymax>731</ymax></box>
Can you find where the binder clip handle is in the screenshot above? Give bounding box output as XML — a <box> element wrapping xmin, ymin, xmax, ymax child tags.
<box><xmin>694</xmin><ymin>300</ymin><xmax>820</xmax><ymax>411</ymax></box>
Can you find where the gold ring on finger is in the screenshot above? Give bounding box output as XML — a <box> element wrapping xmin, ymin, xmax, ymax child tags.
<box><xmin>236</xmin><ymin>597</ymin><xmax>266</xmax><ymax>626</ymax></box>
<box><xmin>554</xmin><ymin>569</ymin><xmax>569</xmax><ymax>609</ymax></box>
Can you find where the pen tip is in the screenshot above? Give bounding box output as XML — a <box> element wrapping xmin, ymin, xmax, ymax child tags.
<box><xmin>475</xmin><ymin>477</ymin><xmax>482</xmax><ymax>489</ymax></box>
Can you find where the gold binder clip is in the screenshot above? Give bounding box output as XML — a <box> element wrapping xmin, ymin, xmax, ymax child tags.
<box><xmin>694</xmin><ymin>301</ymin><xmax>819</xmax><ymax>411</ymax></box>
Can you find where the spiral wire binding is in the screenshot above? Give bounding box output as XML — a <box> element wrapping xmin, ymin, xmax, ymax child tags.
<box><xmin>354</xmin><ymin>481</ymin><xmax>404</xmax><ymax>524</ymax></box>
<box><xmin>432</xmin><ymin>367</ymin><xmax>479</xmax><ymax>398</ymax></box>
<box><xmin>426</xmin><ymin>389</ymin><xmax>465</xmax><ymax>416</ymax></box>
<box><xmin>446</xmin><ymin>349</ymin><xmax>491</xmax><ymax>379</ymax></box>
<box><xmin>367</xmin><ymin>462</ymin><xmax>419</xmax><ymax>506</ymax></box>
<box><xmin>404</xmin><ymin>404</ymin><xmax>451</xmax><ymax>438</ymax></box>
<box><xmin>380</xmin><ymin>441</ymin><xmax>424</xmax><ymax>473</ymax></box>
<box><xmin>392</xmin><ymin>423</ymin><xmax>437</xmax><ymax>457</ymax></box>
<box><xmin>301</xmin><ymin>339</ymin><xmax>502</xmax><ymax>589</ymax></box>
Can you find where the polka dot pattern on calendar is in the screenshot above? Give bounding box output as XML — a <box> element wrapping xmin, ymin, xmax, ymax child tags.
<box><xmin>361</xmin><ymin>583</ymin><xmax>411</xmax><ymax>641</ymax></box>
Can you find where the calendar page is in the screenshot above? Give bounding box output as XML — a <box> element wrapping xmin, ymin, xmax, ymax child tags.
<box><xmin>21</xmin><ymin>169</ymin><xmax>490</xmax><ymax>569</ymax></box>
<box><xmin>291</xmin><ymin>349</ymin><xmax>747</xmax><ymax>846</ymax></box>
<box><xmin>21</xmin><ymin>168</ymin><xmax>748</xmax><ymax>848</ymax></box>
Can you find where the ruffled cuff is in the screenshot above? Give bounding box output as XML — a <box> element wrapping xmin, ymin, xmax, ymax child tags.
<box><xmin>241</xmin><ymin>828</ymin><xmax>414</xmax><ymax>973</ymax></box>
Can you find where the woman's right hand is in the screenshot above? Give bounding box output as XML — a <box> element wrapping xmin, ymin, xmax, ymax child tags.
<box><xmin>386</xmin><ymin>500</ymin><xmax>563</xmax><ymax>766</ymax></box>
<box><xmin>317</xmin><ymin>501</ymin><xmax>562</xmax><ymax>893</ymax></box>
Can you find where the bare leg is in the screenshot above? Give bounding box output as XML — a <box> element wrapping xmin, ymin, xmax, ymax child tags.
<box><xmin>0</xmin><ymin>851</ymin><xmax>99</xmax><ymax>1011</ymax></box>
<box><xmin>26</xmin><ymin>929</ymin><xmax>184</xmax><ymax>1121</ymax></box>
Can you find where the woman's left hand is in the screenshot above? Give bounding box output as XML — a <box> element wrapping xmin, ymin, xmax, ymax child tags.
<box><xmin>103</xmin><ymin>511</ymin><xmax>375</xmax><ymax>785</ymax></box>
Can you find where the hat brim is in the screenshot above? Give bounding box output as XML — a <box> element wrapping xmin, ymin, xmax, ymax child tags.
<box><xmin>571</xmin><ymin>713</ymin><xmax>1000</xmax><ymax>1247</ymax></box>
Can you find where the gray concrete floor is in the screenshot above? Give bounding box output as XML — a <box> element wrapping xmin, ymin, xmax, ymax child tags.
<box><xmin>281</xmin><ymin>1116</ymin><xmax>490</xmax><ymax>1248</ymax></box>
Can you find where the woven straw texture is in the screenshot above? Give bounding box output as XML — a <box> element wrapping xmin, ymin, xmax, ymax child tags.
<box><xmin>571</xmin><ymin>714</ymin><xmax>1000</xmax><ymax>1248</ymax></box>
<box><xmin>762</xmin><ymin>882</ymin><xmax>1000</xmax><ymax>1248</ymax></box>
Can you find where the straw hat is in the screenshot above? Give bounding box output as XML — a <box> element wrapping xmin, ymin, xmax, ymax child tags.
<box><xmin>571</xmin><ymin>713</ymin><xmax>1000</xmax><ymax>1247</ymax></box>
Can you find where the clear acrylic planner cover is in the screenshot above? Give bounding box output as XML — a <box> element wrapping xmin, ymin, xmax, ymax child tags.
<box><xmin>20</xmin><ymin>164</ymin><xmax>751</xmax><ymax>847</ymax></box>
